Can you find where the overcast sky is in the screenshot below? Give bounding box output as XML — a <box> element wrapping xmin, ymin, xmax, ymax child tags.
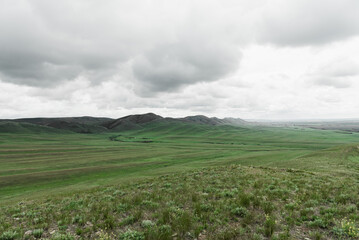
<box><xmin>1</xmin><ymin>0</ymin><xmax>359</xmax><ymax>120</ymax></box>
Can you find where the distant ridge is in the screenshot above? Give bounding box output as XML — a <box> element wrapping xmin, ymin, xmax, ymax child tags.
<box><xmin>0</xmin><ymin>121</ymin><xmax>68</xmax><ymax>134</ymax></box>
<box><xmin>177</xmin><ymin>115</ymin><xmax>247</xmax><ymax>126</ymax></box>
<box><xmin>1</xmin><ymin>113</ymin><xmax>247</xmax><ymax>133</ymax></box>
<box><xmin>15</xmin><ymin>116</ymin><xmax>113</xmax><ymax>125</ymax></box>
<box><xmin>180</xmin><ymin>115</ymin><xmax>225</xmax><ymax>125</ymax></box>
<box><xmin>103</xmin><ymin>113</ymin><xmax>163</xmax><ymax>130</ymax></box>
<box><xmin>12</xmin><ymin>116</ymin><xmax>113</xmax><ymax>133</ymax></box>
<box><xmin>223</xmin><ymin>117</ymin><xmax>248</xmax><ymax>126</ymax></box>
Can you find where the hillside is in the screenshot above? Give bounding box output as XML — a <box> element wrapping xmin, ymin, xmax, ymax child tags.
<box><xmin>1</xmin><ymin>163</ymin><xmax>358</xmax><ymax>239</ymax></box>
<box><xmin>0</xmin><ymin>121</ymin><xmax>68</xmax><ymax>134</ymax></box>
<box><xmin>1</xmin><ymin>121</ymin><xmax>359</xmax><ymax>201</ymax></box>
<box><xmin>103</xmin><ymin>113</ymin><xmax>163</xmax><ymax>131</ymax></box>
<box><xmin>1</xmin><ymin>119</ymin><xmax>359</xmax><ymax>239</ymax></box>
<box><xmin>15</xmin><ymin>116</ymin><xmax>113</xmax><ymax>126</ymax></box>
<box><xmin>13</xmin><ymin>117</ymin><xmax>113</xmax><ymax>134</ymax></box>
<box><xmin>1</xmin><ymin>113</ymin><xmax>248</xmax><ymax>134</ymax></box>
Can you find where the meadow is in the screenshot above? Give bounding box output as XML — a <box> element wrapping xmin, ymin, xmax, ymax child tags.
<box><xmin>0</xmin><ymin>121</ymin><xmax>359</xmax><ymax>239</ymax></box>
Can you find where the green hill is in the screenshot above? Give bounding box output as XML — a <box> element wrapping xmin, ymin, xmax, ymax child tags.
<box><xmin>1</xmin><ymin>121</ymin><xmax>358</xmax><ymax>201</ymax></box>
<box><xmin>13</xmin><ymin>117</ymin><xmax>113</xmax><ymax>133</ymax></box>
<box><xmin>0</xmin><ymin>121</ymin><xmax>69</xmax><ymax>134</ymax></box>
<box><xmin>2</xmin><ymin>113</ymin><xmax>248</xmax><ymax>134</ymax></box>
<box><xmin>1</xmin><ymin>164</ymin><xmax>358</xmax><ymax>239</ymax></box>
<box><xmin>0</xmin><ymin>119</ymin><xmax>359</xmax><ymax>239</ymax></box>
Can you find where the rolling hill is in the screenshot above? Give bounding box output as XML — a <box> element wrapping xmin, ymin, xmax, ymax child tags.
<box><xmin>1</xmin><ymin>114</ymin><xmax>359</xmax><ymax>239</ymax></box>
<box><xmin>0</xmin><ymin>121</ymin><xmax>68</xmax><ymax>134</ymax></box>
<box><xmin>1</xmin><ymin>113</ymin><xmax>248</xmax><ymax>134</ymax></box>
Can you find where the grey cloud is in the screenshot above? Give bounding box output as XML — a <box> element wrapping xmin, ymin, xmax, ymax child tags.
<box><xmin>133</xmin><ymin>41</ymin><xmax>240</xmax><ymax>94</ymax></box>
<box><xmin>2</xmin><ymin>0</ymin><xmax>359</xmax><ymax>121</ymax></box>
<box><xmin>258</xmin><ymin>0</ymin><xmax>359</xmax><ymax>46</ymax></box>
<box><xmin>0</xmin><ymin>0</ymin><xmax>155</xmax><ymax>87</ymax></box>
<box><xmin>0</xmin><ymin>62</ymin><xmax>82</xmax><ymax>87</ymax></box>
<box><xmin>0</xmin><ymin>0</ymin><xmax>243</xmax><ymax>93</ymax></box>
<box><xmin>5</xmin><ymin>0</ymin><xmax>357</xmax><ymax>93</ymax></box>
<box><xmin>131</xmin><ymin>4</ymin><xmax>242</xmax><ymax>95</ymax></box>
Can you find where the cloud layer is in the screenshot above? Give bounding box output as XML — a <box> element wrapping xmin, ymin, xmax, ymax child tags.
<box><xmin>1</xmin><ymin>0</ymin><xmax>359</xmax><ymax>119</ymax></box>
<box><xmin>258</xmin><ymin>0</ymin><xmax>359</xmax><ymax>46</ymax></box>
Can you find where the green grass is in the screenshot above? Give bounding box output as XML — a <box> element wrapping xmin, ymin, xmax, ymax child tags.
<box><xmin>0</xmin><ymin>122</ymin><xmax>359</xmax><ymax>239</ymax></box>
<box><xmin>1</xmin><ymin>165</ymin><xmax>358</xmax><ymax>239</ymax></box>
<box><xmin>1</xmin><ymin>122</ymin><xmax>359</xmax><ymax>202</ymax></box>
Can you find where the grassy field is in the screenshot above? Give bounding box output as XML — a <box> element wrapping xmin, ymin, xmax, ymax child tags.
<box><xmin>1</xmin><ymin>122</ymin><xmax>359</xmax><ymax>239</ymax></box>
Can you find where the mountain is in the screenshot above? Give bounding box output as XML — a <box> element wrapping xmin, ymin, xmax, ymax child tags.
<box><xmin>15</xmin><ymin>116</ymin><xmax>113</xmax><ymax>126</ymax></box>
<box><xmin>175</xmin><ymin>115</ymin><xmax>248</xmax><ymax>126</ymax></box>
<box><xmin>178</xmin><ymin>115</ymin><xmax>227</xmax><ymax>125</ymax></box>
<box><xmin>0</xmin><ymin>121</ymin><xmax>68</xmax><ymax>134</ymax></box>
<box><xmin>223</xmin><ymin>117</ymin><xmax>248</xmax><ymax>126</ymax></box>
<box><xmin>103</xmin><ymin>113</ymin><xmax>163</xmax><ymax>131</ymax></box>
<box><xmin>1</xmin><ymin>113</ymin><xmax>247</xmax><ymax>133</ymax></box>
<box><xmin>12</xmin><ymin>116</ymin><xmax>113</xmax><ymax>133</ymax></box>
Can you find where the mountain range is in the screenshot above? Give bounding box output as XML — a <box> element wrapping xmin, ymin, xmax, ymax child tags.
<box><xmin>0</xmin><ymin>113</ymin><xmax>247</xmax><ymax>133</ymax></box>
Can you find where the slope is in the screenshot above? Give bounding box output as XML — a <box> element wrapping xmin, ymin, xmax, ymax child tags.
<box><xmin>1</xmin><ymin>164</ymin><xmax>358</xmax><ymax>239</ymax></box>
<box><xmin>1</xmin><ymin>120</ymin><xmax>359</xmax><ymax>203</ymax></box>
<box><xmin>13</xmin><ymin>116</ymin><xmax>112</xmax><ymax>133</ymax></box>
<box><xmin>0</xmin><ymin>121</ymin><xmax>69</xmax><ymax>134</ymax></box>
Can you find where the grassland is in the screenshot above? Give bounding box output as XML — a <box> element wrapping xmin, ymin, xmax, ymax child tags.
<box><xmin>1</xmin><ymin>121</ymin><xmax>359</xmax><ymax>239</ymax></box>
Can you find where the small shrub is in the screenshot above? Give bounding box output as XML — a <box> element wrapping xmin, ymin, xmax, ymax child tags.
<box><xmin>174</xmin><ymin>211</ymin><xmax>192</xmax><ymax>237</ymax></box>
<box><xmin>339</xmin><ymin>218</ymin><xmax>359</xmax><ymax>238</ymax></box>
<box><xmin>262</xmin><ymin>202</ymin><xmax>275</xmax><ymax>214</ymax></box>
<box><xmin>50</xmin><ymin>233</ymin><xmax>75</xmax><ymax>240</ymax></box>
<box><xmin>264</xmin><ymin>215</ymin><xmax>276</xmax><ymax>237</ymax></box>
<box><xmin>71</xmin><ymin>215</ymin><xmax>84</xmax><ymax>225</ymax></box>
<box><xmin>336</xmin><ymin>194</ymin><xmax>350</xmax><ymax>204</ymax></box>
<box><xmin>32</xmin><ymin>229</ymin><xmax>44</xmax><ymax>239</ymax></box>
<box><xmin>104</xmin><ymin>215</ymin><xmax>116</xmax><ymax>229</ymax></box>
<box><xmin>117</xmin><ymin>203</ymin><xmax>129</xmax><ymax>212</ymax></box>
<box><xmin>97</xmin><ymin>230</ymin><xmax>115</xmax><ymax>240</ymax></box>
<box><xmin>284</xmin><ymin>202</ymin><xmax>296</xmax><ymax>211</ymax></box>
<box><xmin>121</xmin><ymin>216</ymin><xmax>136</xmax><ymax>226</ymax></box>
<box><xmin>75</xmin><ymin>228</ymin><xmax>83</xmax><ymax>235</ymax></box>
<box><xmin>308</xmin><ymin>217</ymin><xmax>327</xmax><ymax>229</ymax></box>
<box><xmin>158</xmin><ymin>225</ymin><xmax>172</xmax><ymax>239</ymax></box>
<box><xmin>346</xmin><ymin>204</ymin><xmax>357</xmax><ymax>213</ymax></box>
<box><xmin>231</xmin><ymin>206</ymin><xmax>248</xmax><ymax>218</ymax></box>
<box><xmin>300</xmin><ymin>207</ymin><xmax>314</xmax><ymax>221</ymax></box>
<box><xmin>145</xmin><ymin>225</ymin><xmax>172</xmax><ymax>240</ymax></box>
<box><xmin>221</xmin><ymin>190</ymin><xmax>235</xmax><ymax>198</ymax></box>
<box><xmin>0</xmin><ymin>231</ymin><xmax>17</xmax><ymax>240</ymax></box>
<box><xmin>310</xmin><ymin>231</ymin><xmax>323</xmax><ymax>240</ymax></box>
<box><xmin>119</xmin><ymin>230</ymin><xmax>145</xmax><ymax>240</ymax></box>
<box><xmin>198</xmin><ymin>203</ymin><xmax>212</xmax><ymax>213</ymax></box>
<box><xmin>141</xmin><ymin>220</ymin><xmax>155</xmax><ymax>228</ymax></box>
<box><xmin>239</xmin><ymin>193</ymin><xmax>251</xmax><ymax>207</ymax></box>
<box><xmin>160</xmin><ymin>209</ymin><xmax>170</xmax><ymax>224</ymax></box>
<box><xmin>217</xmin><ymin>227</ymin><xmax>239</xmax><ymax>239</ymax></box>
<box><xmin>113</xmin><ymin>190</ymin><xmax>125</xmax><ymax>196</ymax></box>
<box><xmin>141</xmin><ymin>200</ymin><xmax>159</xmax><ymax>209</ymax></box>
<box><xmin>277</xmin><ymin>230</ymin><xmax>290</xmax><ymax>240</ymax></box>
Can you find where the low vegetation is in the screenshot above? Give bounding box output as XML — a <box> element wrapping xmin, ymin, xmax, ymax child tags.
<box><xmin>1</xmin><ymin>120</ymin><xmax>359</xmax><ymax>239</ymax></box>
<box><xmin>2</xmin><ymin>122</ymin><xmax>359</xmax><ymax>202</ymax></box>
<box><xmin>1</xmin><ymin>165</ymin><xmax>358</xmax><ymax>239</ymax></box>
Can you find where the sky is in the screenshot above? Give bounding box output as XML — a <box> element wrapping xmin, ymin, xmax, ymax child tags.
<box><xmin>1</xmin><ymin>0</ymin><xmax>359</xmax><ymax>120</ymax></box>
